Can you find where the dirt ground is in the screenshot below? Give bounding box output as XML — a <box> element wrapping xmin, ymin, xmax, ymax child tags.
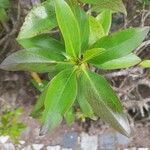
<box><xmin>0</xmin><ymin>0</ymin><xmax>150</xmax><ymax>149</ymax></box>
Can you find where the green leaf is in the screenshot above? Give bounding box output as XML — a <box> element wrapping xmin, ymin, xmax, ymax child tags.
<box><xmin>64</xmin><ymin>107</ymin><xmax>75</xmax><ymax>125</ymax></box>
<box><xmin>77</xmin><ymin>77</ymin><xmax>94</xmax><ymax>118</ymax></box>
<box><xmin>0</xmin><ymin>8</ymin><xmax>8</xmax><ymax>21</ymax></box>
<box><xmin>48</xmin><ymin>63</ymin><xmax>73</xmax><ymax>79</ymax></box>
<box><xmin>0</xmin><ymin>48</ymin><xmax>65</xmax><ymax>72</ymax></box>
<box><xmin>90</xmin><ymin>27</ymin><xmax>149</xmax><ymax>64</ymax></box>
<box><xmin>31</xmin><ymin>91</ymin><xmax>46</xmax><ymax>118</ymax></box>
<box><xmin>89</xmin><ymin>16</ymin><xmax>105</xmax><ymax>45</ymax></box>
<box><xmin>94</xmin><ymin>53</ymin><xmax>141</xmax><ymax>70</ymax></box>
<box><xmin>79</xmin><ymin>0</ymin><xmax>127</xmax><ymax>15</ymax></box>
<box><xmin>80</xmin><ymin>69</ymin><xmax>130</xmax><ymax>136</ymax></box>
<box><xmin>140</xmin><ymin>60</ymin><xmax>150</xmax><ymax>68</ymax></box>
<box><xmin>0</xmin><ymin>0</ymin><xmax>10</xmax><ymax>9</ymax></box>
<box><xmin>55</xmin><ymin>0</ymin><xmax>81</xmax><ymax>58</ymax></box>
<box><xmin>83</xmin><ymin>48</ymin><xmax>105</xmax><ymax>62</ymax></box>
<box><xmin>18</xmin><ymin>34</ymin><xmax>65</xmax><ymax>52</ymax></box>
<box><xmin>31</xmin><ymin>80</ymin><xmax>48</xmax><ymax>92</ymax></box>
<box><xmin>41</xmin><ymin>69</ymin><xmax>77</xmax><ymax>134</ymax></box>
<box><xmin>67</xmin><ymin>1</ymin><xmax>89</xmax><ymax>51</ymax></box>
<box><xmin>96</xmin><ymin>10</ymin><xmax>112</xmax><ymax>35</ymax></box>
<box><xmin>40</xmin><ymin>112</ymin><xmax>62</xmax><ymax>136</ymax></box>
<box><xmin>17</xmin><ymin>1</ymin><xmax>57</xmax><ymax>40</ymax></box>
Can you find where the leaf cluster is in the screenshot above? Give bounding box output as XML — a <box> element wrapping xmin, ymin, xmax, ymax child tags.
<box><xmin>0</xmin><ymin>108</ymin><xmax>26</xmax><ymax>143</ymax></box>
<box><xmin>0</xmin><ymin>0</ymin><xmax>149</xmax><ymax>137</ymax></box>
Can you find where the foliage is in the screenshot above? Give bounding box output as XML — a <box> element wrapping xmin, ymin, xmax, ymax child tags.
<box><xmin>0</xmin><ymin>108</ymin><xmax>26</xmax><ymax>143</ymax></box>
<box><xmin>0</xmin><ymin>0</ymin><xmax>149</xmax><ymax>137</ymax></box>
<box><xmin>138</xmin><ymin>0</ymin><xmax>150</xmax><ymax>4</ymax></box>
<box><xmin>140</xmin><ymin>60</ymin><xmax>150</xmax><ymax>68</ymax></box>
<box><xmin>0</xmin><ymin>0</ymin><xmax>10</xmax><ymax>22</ymax></box>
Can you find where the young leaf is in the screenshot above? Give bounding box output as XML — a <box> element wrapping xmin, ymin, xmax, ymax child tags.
<box><xmin>79</xmin><ymin>0</ymin><xmax>127</xmax><ymax>15</ymax></box>
<box><xmin>80</xmin><ymin>69</ymin><xmax>130</xmax><ymax>136</ymax></box>
<box><xmin>93</xmin><ymin>53</ymin><xmax>141</xmax><ymax>70</ymax></box>
<box><xmin>67</xmin><ymin>1</ymin><xmax>90</xmax><ymax>51</ymax></box>
<box><xmin>17</xmin><ymin>1</ymin><xmax>57</xmax><ymax>40</ymax></box>
<box><xmin>89</xmin><ymin>16</ymin><xmax>105</xmax><ymax>45</ymax></box>
<box><xmin>55</xmin><ymin>0</ymin><xmax>81</xmax><ymax>58</ymax></box>
<box><xmin>17</xmin><ymin>34</ymin><xmax>65</xmax><ymax>52</ymax></box>
<box><xmin>139</xmin><ymin>60</ymin><xmax>150</xmax><ymax>68</ymax></box>
<box><xmin>41</xmin><ymin>69</ymin><xmax>77</xmax><ymax>133</ymax></box>
<box><xmin>96</xmin><ymin>10</ymin><xmax>112</xmax><ymax>35</ymax></box>
<box><xmin>90</xmin><ymin>27</ymin><xmax>149</xmax><ymax>64</ymax></box>
<box><xmin>0</xmin><ymin>48</ymin><xmax>65</xmax><ymax>72</ymax></box>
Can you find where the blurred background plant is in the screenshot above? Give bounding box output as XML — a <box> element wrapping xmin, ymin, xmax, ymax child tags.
<box><xmin>0</xmin><ymin>0</ymin><xmax>10</xmax><ymax>23</ymax></box>
<box><xmin>0</xmin><ymin>103</ymin><xmax>26</xmax><ymax>144</ymax></box>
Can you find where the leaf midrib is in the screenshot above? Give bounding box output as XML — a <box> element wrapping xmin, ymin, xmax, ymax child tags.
<box><xmin>45</xmin><ymin>69</ymin><xmax>75</xmax><ymax>115</ymax></box>
<box><xmin>82</xmin><ymin>69</ymin><xmax>125</xmax><ymax>131</ymax></box>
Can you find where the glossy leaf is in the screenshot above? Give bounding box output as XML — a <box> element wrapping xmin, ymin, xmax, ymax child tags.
<box><xmin>94</xmin><ymin>53</ymin><xmax>141</xmax><ymax>70</ymax></box>
<box><xmin>41</xmin><ymin>69</ymin><xmax>77</xmax><ymax>133</ymax></box>
<box><xmin>18</xmin><ymin>34</ymin><xmax>65</xmax><ymax>52</ymax></box>
<box><xmin>140</xmin><ymin>60</ymin><xmax>150</xmax><ymax>68</ymax></box>
<box><xmin>96</xmin><ymin>10</ymin><xmax>112</xmax><ymax>35</ymax></box>
<box><xmin>67</xmin><ymin>1</ymin><xmax>89</xmax><ymax>51</ymax></box>
<box><xmin>17</xmin><ymin>1</ymin><xmax>57</xmax><ymax>40</ymax></box>
<box><xmin>55</xmin><ymin>0</ymin><xmax>81</xmax><ymax>58</ymax></box>
<box><xmin>79</xmin><ymin>0</ymin><xmax>127</xmax><ymax>15</ymax></box>
<box><xmin>89</xmin><ymin>16</ymin><xmax>105</xmax><ymax>45</ymax></box>
<box><xmin>0</xmin><ymin>48</ymin><xmax>65</xmax><ymax>72</ymax></box>
<box><xmin>90</xmin><ymin>27</ymin><xmax>149</xmax><ymax>64</ymax></box>
<box><xmin>83</xmin><ymin>48</ymin><xmax>105</xmax><ymax>62</ymax></box>
<box><xmin>80</xmin><ymin>69</ymin><xmax>130</xmax><ymax>136</ymax></box>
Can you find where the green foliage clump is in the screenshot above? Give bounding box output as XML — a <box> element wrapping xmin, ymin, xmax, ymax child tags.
<box><xmin>0</xmin><ymin>0</ymin><xmax>149</xmax><ymax>137</ymax></box>
<box><xmin>0</xmin><ymin>0</ymin><xmax>10</xmax><ymax>22</ymax></box>
<box><xmin>0</xmin><ymin>108</ymin><xmax>26</xmax><ymax>143</ymax></box>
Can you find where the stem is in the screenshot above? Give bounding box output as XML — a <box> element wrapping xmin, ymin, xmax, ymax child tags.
<box><xmin>31</xmin><ymin>72</ymin><xmax>42</xmax><ymax>84</ymax></box>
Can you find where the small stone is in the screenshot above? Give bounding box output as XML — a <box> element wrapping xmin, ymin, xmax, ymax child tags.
<box><xmin>22</xmin><ymin>145</ymin><xmax>32</xmax><ymax>150</ymax></box>
<box><xmin>130</xmin><ymin>148</ymin><xmax>137</xmax><ymax>150</ymax></box>
<box><xmin>116</xmin><ymin>133</ymin><xmax>130</xmax><ymax>146</ymax></box>
<box><xmin>32</xmin><ymin>144</ymin><xmax>44</xmax><ymax>150</ymax></box>
<box><xmin>3</xmin><ymin>143</ymin><xmax>15</xmax><ymax>150</ymax></box>
<box><xmin>19</xmin><ymin>140</ymin><xmax>26</xmax><ymax>144</ymax></box>
<box><xmin>62</xmin><ymin>132</ymin><xmax>78</xmax><ymax>149</ymax></box>
<box><xmin>138</xmin><ymin>148</ymin><xmax>149</xmax><ymax>150</ymax></box>
<box><xmin>81</xmin><ymin>133</ymin><xmax>98</xmax><ymax>150</ymax></box>
<box><xmin>46</xmin><ymin>145</ymin><xmax>61</xmax><ymax>150</ymax></box>
<box><xmin>124</xmin><ymin>148</ymin><xmax>136</xmax><ymax>150</ymax></box>
<box><xmin>0</xmin><ymin>136</ymin><xmax>9</xmax><ymax>143</ymax></box>
<box><xmin>98</xmin><ymin>133</ymin><xmax>116</xmax><ymax>150</ymax></box>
